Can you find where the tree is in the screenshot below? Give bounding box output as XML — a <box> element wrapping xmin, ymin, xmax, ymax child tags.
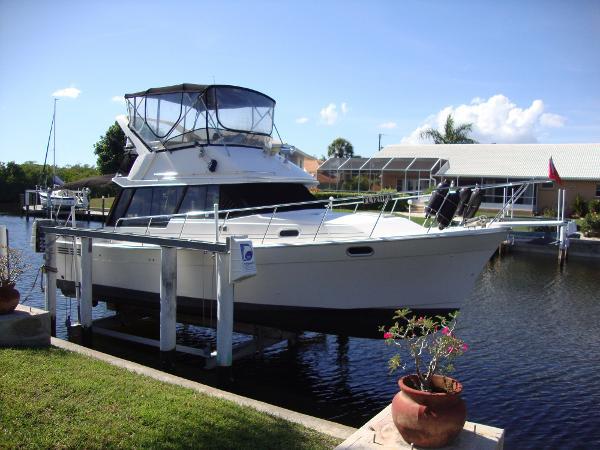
<box><xmin>328</xmin><ymin>137</ymin><xmax>354</xmax><ymax>158</ymax></box>
<box><xmin>420</xmin><ymin>114</ymin><xmax>478</xmax><ymax>144</ymax></box>
<box><xmin>94</xmin><ymin>122</ymin><xmax>127</xmax><ymax>174</ymax></box>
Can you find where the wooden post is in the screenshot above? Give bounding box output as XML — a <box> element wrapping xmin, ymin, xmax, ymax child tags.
<box><xmin>44</xmin><ymin>233</ymin><xmax>57</xmax><ymax>336</ymax></box>
<box><xmin>19</xmin><ymin>194</ymin><xmax>25</xmax><ymax>216</ymax></box>
<box><xmin>160</xmin><ymin>246</ymin><xmax>177</xmax><ymax>368</ymax></box>
<box><xmin>0</xmin><ymin>226</ymin><xmax>7</xmax><ymax>282</ymax></box>
<box><xmin>216</xmin><ymin>246</ymin><xmax>234</xmax><ymax>382</ymax></box>
<box><xmin>80</xmin><ymin>237</ymin><xmax>93</xmax><ymax>345</ymax></box>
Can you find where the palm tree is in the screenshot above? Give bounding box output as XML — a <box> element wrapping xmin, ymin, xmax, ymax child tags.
<box><xmin>419</xmin><ymin>114</ymin><xmax>478</xmax><ymax>144</ymax></box>
<box><xmin>327</xmin><ymin>137</ymin><xmax>354</xmax><ymax>158</ymax></box>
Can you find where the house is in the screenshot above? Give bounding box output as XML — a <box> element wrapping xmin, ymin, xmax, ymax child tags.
<box><xmin>317</xmin><ymin>143</ymin><xmax>600</xmax><ymax>215</ymax></box>
<box><xmin>272</xmin><ymin>143</ymin><xmax>322</xmax><ymax>177</ymax></box>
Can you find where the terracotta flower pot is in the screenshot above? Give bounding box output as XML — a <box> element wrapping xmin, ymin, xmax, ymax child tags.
<box><xmin>0</xmin><ymin>284</ymin><xmax>20</xmax><ymax>314</ymax></box>
<box><xmin>391</xmin><ymin>374</ymin><xmax>466</xmax><ymax>448</ymax></box>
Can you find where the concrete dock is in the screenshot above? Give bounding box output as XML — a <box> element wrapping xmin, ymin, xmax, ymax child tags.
<box><xmin>336</xmin><ymin>404</ymin><xmax>504</xmax><ymax>450</ymax></box>
<box><xmin>0</xmin><ymin>304</ymin><xmax>50</xmax><ymax>347</ymax></box>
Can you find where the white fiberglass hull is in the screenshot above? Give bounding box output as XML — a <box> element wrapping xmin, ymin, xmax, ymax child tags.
<box><xmin>55</xmin><ymin>227</ymin><xmax>505</xmax><ymax>337</ymax></box>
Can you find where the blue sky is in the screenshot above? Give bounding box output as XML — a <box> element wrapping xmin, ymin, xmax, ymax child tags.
<box><xmin>0</xmin><ymin>0</ymin><xmax>598</xmax><ymax>166</ymax></box>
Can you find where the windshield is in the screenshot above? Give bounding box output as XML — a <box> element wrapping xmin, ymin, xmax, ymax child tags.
<box><xmin>126</xmin><ymin>85</ymin><xmax>274</xmax><ymax>151</ymax></box>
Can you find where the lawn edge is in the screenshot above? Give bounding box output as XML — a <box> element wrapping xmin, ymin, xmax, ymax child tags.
<box><xmin>50</xmin><ymin>337</ymin><xmax>356</xmax><ymax>440</ymax></box>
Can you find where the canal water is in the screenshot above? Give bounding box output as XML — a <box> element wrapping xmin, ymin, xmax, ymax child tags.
<box><xmin>2</xmin><ymin>213</ymin><xmax>600</xmax><ymax>449</ymax></box>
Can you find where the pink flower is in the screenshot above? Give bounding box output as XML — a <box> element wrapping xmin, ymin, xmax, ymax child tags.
<box><xmin>461</xmin><ymin>343</ymin><xmax>469</xmax><ymax>352</ymax></box>
<box><xmin>447</xmin><ymin>346</ymin><xmax>454</xmax><ymax>353</ymax></box>
<box><xmin>441</xmin><ymin>326</ymin><xmax>451</xmax><ymax>336</ymax></box>
<box><xmin>383</xmin><ymin>332</ymin><xmax>393</xmax><ymax>339</ymax></box>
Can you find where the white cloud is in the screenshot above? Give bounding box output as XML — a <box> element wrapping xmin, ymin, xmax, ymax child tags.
<box><xmin>319</xmin><ymin>102</ymin><xmax>349</xmax><ymax>125</ymax></box>
<box><xmin>320</xmin><ymin>103</ymin><xmax>338</xmax><ymax>125</ymax></box>
<box><xmin>52</xmin><ymin>87</ymin><xmax>81</xmax><ymax>98</ymax></box>
<box><xmin>402</xmin><ymin>94</ymin><xmax>566</xmax><ymax>144</ymax></box>
<box><xmin>111</xmin><ymin>95</ymin><xmax>125</xmax><ymax>104</ymax></box>
<box><xmin>540</xmin><ymin>113</ymin><xmax>566</xmax><ymax>128</ymax></box>
<box><xmin>295</xmin><ymin>117</ymin><xmax>309</xmax><ymax>124</ymax></box>
<box><xmin>379</xmin><ymin>121</ymin><xmax>397</xmax><ymax>129</ymax></box>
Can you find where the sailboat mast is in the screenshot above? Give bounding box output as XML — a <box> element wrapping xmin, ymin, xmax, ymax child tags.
<box><xmin>52</xmin><ymin>98</ymin><xmax>57</xmax><ymax>186</ymax></box>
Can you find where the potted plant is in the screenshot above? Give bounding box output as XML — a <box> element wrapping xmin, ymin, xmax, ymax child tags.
<box><xmin>381</xmin><ymin>309</ymin><xmax>469</xmax><ymax>448</ymax></box>
<box><xmin>0</xmin><ymin>245</ymin><xmax>29</xmax><ymax>314</ymax></box>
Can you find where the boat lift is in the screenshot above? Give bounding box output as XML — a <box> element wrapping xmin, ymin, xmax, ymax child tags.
<box><xmin>36</xmin><ymin>220</ymin><xmax>267</xmax><ymax>374</ymax></box>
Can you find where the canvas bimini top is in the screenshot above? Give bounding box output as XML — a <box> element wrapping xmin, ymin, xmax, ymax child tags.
<box><xmin>125</xmin><ymin>84</ymin><xmax>276</xmax><ymax>151</ymax></box>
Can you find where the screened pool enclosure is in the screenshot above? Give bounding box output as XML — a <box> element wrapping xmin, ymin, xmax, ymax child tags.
<box><xmin>317</xmin><ymin>156</ymin><xmax>448</xmax><ymax>193</ymax></box>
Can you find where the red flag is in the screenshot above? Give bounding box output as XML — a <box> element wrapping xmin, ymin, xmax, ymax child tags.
<box><xmin>549</xmin><ymin>157</ymin><xmax>562</xmax><ymax>185</ymax></box>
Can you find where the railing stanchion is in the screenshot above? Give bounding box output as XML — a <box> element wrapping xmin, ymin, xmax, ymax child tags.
<box><xmin>214</xmin><ymin>203</ymin><xmax>219</xmax><ymax>242</ymax></box>
<box><xmin>369</xmin><ymin>199</ymin><xmax>389</xmax><ymax>238</ymax></box>
<box><xmin>314</xmin><ymin>198</ymin><xmax>333</xmax><ymax>241</ymax></box>
<box><xmin>262</xmin><ymin>207</ymin><xmax>277</xmax><ymax>243</ymax></box>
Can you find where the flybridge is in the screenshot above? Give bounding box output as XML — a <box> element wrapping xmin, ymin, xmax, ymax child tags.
<box><xmin>125</xmin><ymin>84</ymin><xmax>276</xmax><ymax>151</ymax></box>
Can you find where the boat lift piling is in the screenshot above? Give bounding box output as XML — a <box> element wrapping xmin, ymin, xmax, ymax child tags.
<box><xmin>43</xmin><ymin>233</ymin><xmax>57</xmax><ymax>336</ymax></box>
<box><xmin>38</xmin><ymin>225</ymin><xmax>256</xmax><ymax>374</ymax></box>
<box><xmin>159</xmin><ymin>246</ymin><xmax>177</xmax><ymax>368</ymax></box>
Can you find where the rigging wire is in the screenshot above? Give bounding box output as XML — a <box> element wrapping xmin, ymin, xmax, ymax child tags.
<box><xmin>273</xmin><ymin>122</ymin><xmax>284</xmax><ymax>145</ymax></box>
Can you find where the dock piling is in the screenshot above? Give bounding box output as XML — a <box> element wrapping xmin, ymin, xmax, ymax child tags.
<box><xmin>44</xmin><ymin>233</ymin><xmax>57</xmax><ymax>336</ymax></box>
<box><xmin>216</xmin><ymin>248</ymin><xmax>234</xmax><ymax>381</ymax></box>
<box><xmin>80</xmin><ymin>237</ymin><xmax>93</xmax><ymax>344</ymax></box>
<box><xmin>160</xmin><ymin>246</ymin><xmax>177</xmax><ymax>368</ymax></box>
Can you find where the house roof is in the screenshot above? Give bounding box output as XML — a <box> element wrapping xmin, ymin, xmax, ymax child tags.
<box><xmin>375</xmin><ymin>143</ymin><xmax>600</xmax><ymax>180</ymax></box>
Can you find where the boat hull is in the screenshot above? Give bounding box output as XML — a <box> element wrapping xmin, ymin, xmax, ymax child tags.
<box><xmin>55</xmin><ymin>228</ymin><xmax>505</xmax><ymax>337</ymax></box>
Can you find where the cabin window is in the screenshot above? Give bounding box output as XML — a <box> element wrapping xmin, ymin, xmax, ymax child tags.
<box><xmin>178</xmin><ymin>185</ymin><xmax>219</xmax><ymax>215</ymax></box>
<box><xmin>110</xmin><ymin>186</ymin><xmax>185</xmax><ymax>226</ymax></box>
<box><xmin>596</xmin><ymin>184</ymin><xmax>600</xmax><ymax>197</ymax></box>
<box><xmin>108</xmin><ymin>189</ymin><xmax>133</xmax><ymax>225</ymax></box>
<box><xmin>150</xmin><ymin>186</ymin><xmax>185</xmax><ymax>216</ymax></box>
<box><xmin>126</xmin><ymin>188</ymin><xmax>153</xmax><ymax>218</ymax></box>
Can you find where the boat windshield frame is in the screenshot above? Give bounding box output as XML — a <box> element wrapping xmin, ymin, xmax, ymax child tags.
<box><xmin>125</xmin><ymin>84</ymin><xmax>275</xmax><ymax>151</ymax></box>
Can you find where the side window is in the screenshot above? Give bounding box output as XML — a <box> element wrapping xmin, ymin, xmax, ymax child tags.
<box><xmin>206</xmin><ymin>185</ymin><xmax>219</xmax><ymax>209</ymax></box>
<box><xmin>150</xmin><ymin>186</ymin><xmax>184</xmax><ymax>216</ymax></box>
<box><xmin>126</xmin><ymin>188</ymin><xmax>152</xmax><ymax>218</ymax></box>
<box><xmin>596</xmin><ymin>184</ymin><xmax>600</xmax><ymax>197</ymax></box>
<box><xmin>109</xmin><ymin>189</ymin><xmax>134</xmax><ymax>226</ymax></box>
<box><xmin>179</xmin><ymin>186</ymin><xmax>207</xmax><ymax>214</ymax></box>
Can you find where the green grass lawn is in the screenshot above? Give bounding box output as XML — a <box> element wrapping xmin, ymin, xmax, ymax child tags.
<box><xmin>89</xmin><ymin>197</ymin><xmax>114</xmax><ymax>211</ymax></box>
<box><xmin>0</xmin><ymin>348</ymin><xmax>340</xmax><ymax>449</ymax></box>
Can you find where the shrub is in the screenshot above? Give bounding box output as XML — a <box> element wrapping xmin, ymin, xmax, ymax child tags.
<box><xmin>573</xmin><ymin>194</ymin><xmax>588</xmax><ymax>217</ymax></box>
<box><xmin>589</xmin><ymin>199</ymin><xmax>600</xmax><ymax>214</ymax></box>
<box><xmin>581</xmin><ymin>212</ymin><xmax>600</xmax><ymax>236</ymax></box>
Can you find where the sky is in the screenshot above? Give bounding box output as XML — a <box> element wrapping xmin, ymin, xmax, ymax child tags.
<box><xmin>0</xmin><ymin>0</ymin><xmax>599</xmax><ymax>166</ymax></box>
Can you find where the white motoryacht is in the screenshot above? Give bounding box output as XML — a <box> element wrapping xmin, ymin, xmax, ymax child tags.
<box><xmin>52</xmin><ymin>83</ymin><xmax>508</xmax><ymax>337</ymax></box>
